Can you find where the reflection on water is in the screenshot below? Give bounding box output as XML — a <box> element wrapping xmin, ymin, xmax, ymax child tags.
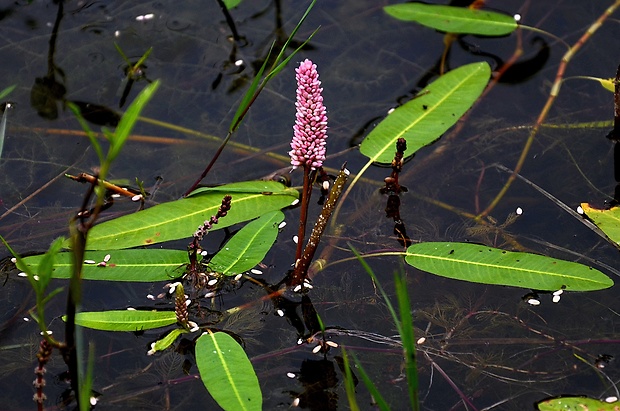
<box><xmin>1</xmin><ymin>1</ymin><xmax>620</xmax><ymax>410</ymax></box>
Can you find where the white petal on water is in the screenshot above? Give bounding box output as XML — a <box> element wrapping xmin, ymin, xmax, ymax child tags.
<box><xmin>276</xmin><ymin>309</ymin><xmax>285</xmax><ymax>317</ymax></box>
<box><xmin>293</xmin><ymin>235</ymin><xmax>298</xmax><ymax>244</ymax></box>
<box><xmin>527</xmin><ymin>298</ymin><xmax>540</xmax><ymax>306</ymax></box>
<box><xmin>312</xmin><ymin>345</ymin><xmax>322</xmax><ymax>354</ymax></box>
<box><xmin>515</xmin><ymin>207</ymin><xmax>523</xmax><ymax>215</ymax></box>
<box><xmin>417</xmin><ymin>337</ymin><xmax>426</xmax><ymax>345</ymax></box>
<box><xmin>552</xmin><ymin>295</ymin><xmax>561</xmax><ymax>303</ymax></box>
<box><xmin>286</xmin><ymin>372</ymin><xmax>296</xmax><ymax>379</ymax></box>
<box><xmin>576</xmin><ymin>205</ymin><xmax>584</xmax><ymax>215</ymax></box>
<box><xmin>250</xmin><ymin>269</ymin><xmax>262</xmax><ymax>275</ymax></box>
<box><xmin>278</xmin><ymin>221</ymin><xmax>287</xmax><ymax>229</ymax></box>
<box><xmin>552</xmin><ymin>289</ymin><xmax>564</xmax><ymax>296</ymax></box>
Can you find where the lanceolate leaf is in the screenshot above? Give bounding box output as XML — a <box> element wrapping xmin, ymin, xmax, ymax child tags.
<box><xmin>18</xmin><ymin>249</ymin><xmax>187</xmax><ymax>282</ymax></box>
<box><xmin>84</xmin><ymin>182</ymin><xmax>298</xmax><ymax>250</ymax></box>
<box><xmin>188</xmin><ymin>181</ymin><xmax>294</xmax><ymax>196</ymax></box>
<box><xmin>384</xmin><ymin>4</ymin><xmax>517</xmax><ymax>36</ymax></box>
<box><xmin>405</xmin><ymin>242</ymin><xmax>613</xmax><ymax>291</ymax></box>
<box><xmin>73</xmin><ymin>310</ymin><xmax>177</xmax><ymax>331</ymax></box>
<box><xmin>196</xmin><ymin>331</ymin><xmax>262</xmax><ymax>411</ymax></box>
<box><xmin>208</xmin><ymin>211</ymin><xmax>284</xmax><ymax>275</ymax></box>
<box><xmin>580</xmin><ymin>203</ymin><xmax>620</xmax><ymax>247</ymax></box>
<box><xmin>360</xmin><ymin>62</ymin><xmax>490</xmax><ymax>164</ymax></box>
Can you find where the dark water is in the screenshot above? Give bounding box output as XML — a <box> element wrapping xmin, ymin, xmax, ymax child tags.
<box><xmin>1</xmin><ymin>1</ymin><xmax>620</xmax><ymax>410</ymax></box>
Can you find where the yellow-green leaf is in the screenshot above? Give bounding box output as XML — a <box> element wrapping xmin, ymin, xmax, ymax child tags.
<box><xmin>360</xmin><ymin>62</ymin><xmax>490</xmax><ymax>164</ymax></box>
<box><xmin>581</xmin><ymin>203</ymin><xmax>620</xmax><ymax>246</ymax></box>
<box><xmin>405</xmin><ymin>242</ymin><xmax>613</xmax><ymax>291</ymax></box>
<box><xmin>384</xmin><ymin>3</ymin><xmax>517</xmax><ymax>36</ymax></box>
<box><xmin>196</xmin><ymin>331</ymin><xmax>262</xmax><ymax>411</ymax></box>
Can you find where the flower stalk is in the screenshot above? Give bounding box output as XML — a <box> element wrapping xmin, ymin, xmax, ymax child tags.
<box><xmin>289</xmin><ymin>59</ymin><xmax>328</xmax><ymax>263</ymax></box>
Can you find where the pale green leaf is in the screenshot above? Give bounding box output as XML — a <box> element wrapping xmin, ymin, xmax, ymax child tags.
<box><xmin>537</xmin><ymin>396</ymin><xmax>620</xmax><ymax>410</ymax></box>
<box><xmin>18</xmin><ymin>249</ymin><xmax>187</xmax><ymax>282</ymax></box>
<box><xmin>384</xmin><ymin>4</ymin><xmax>517</xmax><ymax>36</ymax></box>
<box><xmin>83</xmin><ymin>182</ymin><xmax>298</xmax><ymax>250</ymax></box>
<box><xmin>196</xmin><ymin>331</ymin><xmax>262</xmax><ymax>411</ymax></box>
<box><xmin>73</xmin><ymin>310</ymin><xmax>177</xmax><ymax>331</ymax></box>
<box><xmin>405</xmin><ymin>242</ymin><xmax>613</xmax><ymax>291</ymax></box>
<box><xmin>360</xmin><ymin>62</ymin><xmax>490</xmax><ymax>164</ymax></box>
<box><xmin>209</xmin><ymin>211</ymin><xmax>283</xmax><ymax>275</ymax></box>
<box><xmin>580</xmin><ymin>203</ymin><xmax>620</xmax><ymax>246</ymax></box>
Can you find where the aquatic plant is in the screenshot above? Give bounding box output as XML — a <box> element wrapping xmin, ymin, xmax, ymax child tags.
<box><xmin>3</xmin><ymin>1</ymin><xmax>620</xmax><ymax>410</ymax></box>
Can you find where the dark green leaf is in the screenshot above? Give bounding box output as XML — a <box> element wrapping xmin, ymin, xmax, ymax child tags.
<box><xmin>405</xmin><ymin>242</ymin><xmax>613</xmax><ymax>291</ymax></box>
<box><xmin>73</xmin><ymin>310</ymin><xmax>177</xmax><ymax>331</ymax></box>
<box><xmin>360</xmin><ymin>62</ymin><xmax>490</xmax><ymax>164</ymax></box>
<box><xmin>384</xmin><ymin>4</ymin><xmax>517</xmax><ymax>36</ymax></box>
<box><xmin>209</xmin><ymin>211</ymin><xmax>283</xmax><ymax>275</ymax></box>
<box><xmin>196</xmin><ymin>331</ymin><xmax>262</xmax><ymax>411</ymax></box>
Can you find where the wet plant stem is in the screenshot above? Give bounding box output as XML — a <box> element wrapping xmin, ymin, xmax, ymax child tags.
<box><xmin>295</xmin><ymin>165</ymin><xmax>313</xmax><ymax>262</ymax></box>
<box><xmin>478</xmin><ymin>0</ymin><xmax>620</xmax><ymax>219</ymax></box>
<box><xmin>291</xmin><ymin>164</ymin><xmax>348</xmax><ymax>285</ymax></box>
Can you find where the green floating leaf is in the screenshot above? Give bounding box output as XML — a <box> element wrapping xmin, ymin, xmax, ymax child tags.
<box><xmin>150</xmin><ymin>328</ymin><xmax>189</xmax><ymax>354</ymax></box>
<box><xmin>209</xmin><ymin>210</ymin><xmax>283</xmax><ymax>275</ymax></box>
<box><xmin>196</xmin><ymin>331</ymin><xmax>262</xmax><ymax>411</ymax></box>
<box><xmin>405</xmin><ymin>242</ymin><xmax>613</xmax><ymax>291</ymax></box>
<box><xmin>84</xmin><ymin>182</ymin><xmax>298</xmax><ymax>250</ymax></box>
<box><xmin>73</xmin><ymin>310</ymin><xmax>177</xmax><ymax>331</ymax></box>
<box><xmin>188</xmin><ymin>181</ymin><xmax>292</xmax><ymax>196</ymax></box>
<box><xmin>18</xmin><ymin>249</ymin><xmax>187</xmax><ymax>282</ymax></box>
<box><xmin>384</xmin><ymin>3</ymin><xmax>517</xmax><ymax>36</ymax></box>
<box><xmin>537</xmin><ymin>396</ymin><xmax>620</xmax><ymax>410</ymax></box>
<box><xmin>360</xmin><ymin>62</ymin><xmax>490</xmax><ymax>164</ymax></box>
<box><xmin>223</xmin><ymin>0</ymin><xmax>242</xmax><ymax>9</ymax></box>
<box><xmin>580</xmin><ymin>203</ymin><xmax>620</xmax><ymax>246</ymax></box>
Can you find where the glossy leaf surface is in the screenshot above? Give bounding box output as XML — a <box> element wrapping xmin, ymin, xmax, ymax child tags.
<box><xmin>84</xmin><ymin>182</ymin><xmax>298</xmax><ymax>250</ymax></box>
<box><xmin>360</xmin><ymin>62</ymin><xmax>490</xmax><ymax>164</ymax></box>
<box><xmin>384</xmin><ymin>3</ymin><xmax>517</xmax><ymax>36</ymax></box>
<box><xmin>208</xmin><ymin>210</ymin><xmax>283</xmax><ymax>275</ymax></box>
<box><xmin>580</xmin><ymin>203</ymin><xmax>620</xmax><ymax>246</ymax></box>
<box><xmin>74</xmin><ymin>310</ymin><xmax>177</xmax><ymax>331</ymax></box>
<box><xmin>196</xmin><ymin>331</ymin><xmax>262</xmax><ymax>411</ymax></box>
<box><xmin>405</xmin><ymin>242</ymin><xmax>613</xmax><ymax>291</ymax></box>
<box><xmin>18</xmin><ymin>249</ymin><xmax>187</xmax><ymax>282</ymax></box>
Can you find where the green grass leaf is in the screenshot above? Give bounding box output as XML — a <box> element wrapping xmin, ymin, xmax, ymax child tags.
<box><xmin>18</xmin><ymin>249</ymin><xmax>187</xmax><ymax>282</ymax></box>
<box><xmin>83</xmin><ymin>182</ymin><xmax>298</xmax><ymax>250</ymax></box>
<box><xmin>360</xmin><ymin>62</ymin><xmax>490</xmax><ymax>164</ymax></box>
<box><xmin>580</xmin><ymin>203</ymin><xmax>620</xmax><ymax>247</ymax></box>
<box><xmin>208</xmin><ymin>210</ymin><xmax>283</xmax><ymax>275</ymax></box>
<box><xmin>384</xmin><ymin>3</ymin><xmax>517</xmax><ymax>36</ymax></box>
<box><xmin>196</xmin><ymin>331</ymin><xmax>262</xmax><ymax>411</ymax></box>
<box><xmin>109</xmin><ymin>80</ymin><xmax>160</xmax><ymax>162</ymax></box>
<box><xmin>405</xmin><ymin>242</ymin><xmax>613</xmax><ymax>291</ymax></box>
<box><xmin>73</xmin><ymin>310</ymin><xmax>177</xmax><ymax>331</ymax></box>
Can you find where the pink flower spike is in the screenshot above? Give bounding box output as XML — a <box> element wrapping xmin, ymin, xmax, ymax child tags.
<box><xmin>289</xmin><ymin>59</ymin><xmax>328</xmax><ymax>170</ymax></box>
